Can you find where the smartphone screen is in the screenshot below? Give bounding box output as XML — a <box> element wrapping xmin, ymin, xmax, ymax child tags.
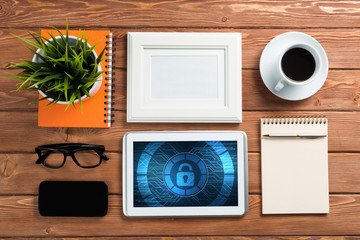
<box><xmin>38</xmin><ymin>181</ymin><xmax>108</xmax><ymax>217</ymax></box>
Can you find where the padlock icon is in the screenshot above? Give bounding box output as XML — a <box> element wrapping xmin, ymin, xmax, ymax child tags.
<box><xmin>176</xmin><ymin>163</ymin><xmax>195</xmax><ymax>187</ymax></box>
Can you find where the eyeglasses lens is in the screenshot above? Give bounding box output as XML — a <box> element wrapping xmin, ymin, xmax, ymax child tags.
<box><xmin>44</xmin><ymin>151</ymin><xmax>65</xmax><ymax>168</ymax></box>
<box><xmin>74</xmin><ymin>150</ymin><xmax>101</xmax><ymax>167</ymax></box>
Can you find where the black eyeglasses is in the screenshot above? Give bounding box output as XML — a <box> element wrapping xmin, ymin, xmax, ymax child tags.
<box><xmin>35</xmin><ymin>143</ymin><xmax>109</xmax><ymax>168</ymax></box>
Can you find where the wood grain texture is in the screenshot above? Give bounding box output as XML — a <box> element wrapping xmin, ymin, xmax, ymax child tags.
<box><xmin>0</xmin><ymin>152</ymin><xmax>359</xmax><ymax>195</ymax></box>
<box><xmin>68</xmin><ymin>111</ymin><xmax>360</xmax><ymax>153</ymax></box>
<box><xmin>3</xmin><ymin>69</ymin><xmax>360</xmax><ymax>112</ymax></box>
<box><xmin>0</xmin><ymin>111</ymin><xmax>359</xmax><ymax>153</ymax></box>
<box><xmin>0</xmin><ymin>195</ymin><xmax>359</xmax><ymax>237</ymax></box>
<box><xmin>112</xmin><ymin>28</ymin><xmax>360</xmax><ymax>70</ymax></box>
<box><xmin>0</xmin><ymin>153</ymin><xmax>122</xmax><ymax>195</ymax></box>
<box><xmin>2</xmin><ymin>1</ymin><xmax>360</xmax><ymax>28</ymax></box>
<box><xmin>0</xmin><ymin>70</ymin><xmax>38</xmax><ymax>111</ymax></box>
<box><xmin>0</xmin><ymin>237</ymin><xmax>358</xmax><ymax>240</ymax></box>
<box><xmin>2</xmin><ymin>28</ymin><xmax>360</xmax><ymax>69</ymax></box>
<box><xmin>113</xmin><ymin>69</ymin><xmax>360</xmax><ymax>112</ymax></box>
<box><xmin>1</xmin><ymin>0</ymin><xmax>359</xmax><ymax>238</ymax></box>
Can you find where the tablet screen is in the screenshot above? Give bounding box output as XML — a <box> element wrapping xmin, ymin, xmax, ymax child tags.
<box><xmin>133</xmin><ymin>141</ymin><xmax>238</xmax><ymax>207</ymax></box>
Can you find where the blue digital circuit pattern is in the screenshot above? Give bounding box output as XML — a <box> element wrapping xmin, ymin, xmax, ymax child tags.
<box><xmin>134</xmin><ymin>141</ymin><xmax>238</xmax><ymax>207</ymax></box>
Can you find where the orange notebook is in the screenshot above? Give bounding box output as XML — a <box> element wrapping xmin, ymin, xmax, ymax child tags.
<box><xmin>38</xmin><ymin>29</ymin><xmax>113</xmax><ymax>128</ymax></box>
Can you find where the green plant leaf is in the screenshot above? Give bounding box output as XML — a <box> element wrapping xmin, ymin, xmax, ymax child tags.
<box><xmin>11</xmin><ymin>34</ymin><xmax>42</xmax><ymax>49</ymax></box>
<box><xmin>65</xmin><ymin>91</ymin><xmax>78</xmax><ymax>111</ymax></box>
<box><xmin>64</xmin><ymin>75</ymin><xmax>69</xmax><ymax>101</ymax></box>
<box><xmin>45</xmin><ymin>94</ymin><xmax>61</xmax><ymax>109</ymax></box>
<box><xmin>82</xmin><ymin>81</ymin><xmax>96</xmax><ymax>89</ymax></box>
<box><xmin>81</xmin><ymin>87</ymin><xmax>93</xmax><ymax>100</ymax></box>
<box><xmin>25</xmin><ymin>45</ymin><xmax>48</xmax><ymax>63</ymax></box>
<box><xmin>28</xmin><ymin>31</ymin><xmax>44</xmax><ymax>47</ymax></box>
<box><xmin>77</xmin><ymin>91</ymin><xmax>83</xmax><ymax>113</ymax></box>
<box><xmin>9</xmin><ymin>21</ymin><xmax>107</xmax><ymax>112</ymax></box>
<box><xmin>65</xmin><ymin>19</ymin><xmax>69</xmax><ymax>52</ymax></box>
<box><xmin>30</xmin><ymin>96</ymin><xmax>50</xmax><ymax>104</ymax></box>
<box><xmin>51</xmin><ymin>26</ymin><xmax>66</xmax><ymax>50</ymax></box>
<box><xmin>96</xmin><ymin>43</ymin><xmax>107</xmax><ymax>63</ymax></box>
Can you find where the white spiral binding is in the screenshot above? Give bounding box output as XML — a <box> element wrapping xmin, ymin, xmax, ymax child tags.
<box><xmin>106</xmin><ymin>33</ymin><xmax>113</xmax><ymax>127</ymax></box>
<box><xmin>261</xmin><ymin>117</ymin><xmax>327</xmax><ymax>125</ymax></box>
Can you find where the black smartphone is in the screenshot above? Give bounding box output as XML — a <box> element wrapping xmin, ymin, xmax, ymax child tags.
<box><xmin>38</xmin><ymin>181</ymin><xmax>108</xmax><ymax>217</ymax></box>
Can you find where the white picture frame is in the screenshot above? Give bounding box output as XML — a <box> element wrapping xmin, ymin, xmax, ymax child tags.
<box><xmin>127</xmin><ymin>32</ymin><xmax>242</xmax><ymax>123</ymax></box>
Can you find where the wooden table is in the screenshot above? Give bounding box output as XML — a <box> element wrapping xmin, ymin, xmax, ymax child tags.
<box><xmin>1</xmin><ymin>0</ymin><xmax>360</xmax><ymax>239</ymax></box>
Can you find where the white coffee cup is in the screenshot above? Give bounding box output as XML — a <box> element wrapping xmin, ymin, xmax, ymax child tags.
<box><xmin>274</xmin><ymin>43</ymin><xmax>321</xmax><ymax>92</ymax></box>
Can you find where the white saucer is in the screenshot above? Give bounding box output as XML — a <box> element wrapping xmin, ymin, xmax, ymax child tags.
<box><xmin>259</xmin><ymin>32</ymin><xmax>328</xmax><ymax>101</ymax></box>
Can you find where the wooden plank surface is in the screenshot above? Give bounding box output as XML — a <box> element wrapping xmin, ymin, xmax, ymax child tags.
<box><xmin>0</xmin><ymin>153</ymin><xmax>122</xmax><ymax>195</ymax></box>
<box><xmin>2</xmin><ymin>0</ymin><xmax>360</xmax><ymax>28</ymax></box>
<box><xmin>112</xmin><ymin>29</ymin><xmax>360</xmax><ymax>70</ymax></box>
<box><xmin>0</xmin><ymin>238</ymin><xmax>358</xmax><ymax>240</ymax></box>
<box><xmin>0</xmin><ymin>111</ymin><xmax>359</xmax><ymax>153</ymax></box>
<box><xmin>3</xmin><ymin>28</ymin><xmax>360</xmax><ymax>70</ymax></box>
<box><xmin>0</xmin><ymin>195</ymin><xmax>359</xmax><ymax>237</ymax></box>
<box><xmin>0</xmin><ymin>153</ymin><xmax>359</xmax><ymax>195</ymax></box>
<box><xmin>3</xmin><ymin>69</ymin><xmax>360</xmax><ymax>112</ymax></box>
<box><xmin>1</xmin><ymin>0</ymin><xmax>359</xmax><ymax>239</ymax></box>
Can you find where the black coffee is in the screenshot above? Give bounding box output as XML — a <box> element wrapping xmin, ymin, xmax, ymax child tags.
<box><xmin>281</xmin><ymin>47</ymin><xmax>316</xmax><ymax>81</ymax></box>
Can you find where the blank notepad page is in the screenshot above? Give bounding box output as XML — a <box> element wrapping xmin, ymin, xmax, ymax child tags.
<box><xmin>261</xmin><ymin>117</ymin><xmax>329</xmax><ymax>214</ymax></box>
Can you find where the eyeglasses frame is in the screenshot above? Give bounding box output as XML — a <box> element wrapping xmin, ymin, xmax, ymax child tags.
<box><xmin>35</xmin><ymin>143</ymin><xmax>109</xmax><ymax>169</ymax></box>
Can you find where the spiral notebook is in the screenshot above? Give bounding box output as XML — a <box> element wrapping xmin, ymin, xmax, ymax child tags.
<box><xmin>261</xmin><ymin>117</ymin><xmax>329</xmax><ymax>214</ymax></box>
<box><xmin>38</xmin><ymin>29</ymin><xmax>114</xmax><ymax>128</ymax></box>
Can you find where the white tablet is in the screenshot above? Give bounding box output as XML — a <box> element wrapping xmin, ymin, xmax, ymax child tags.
<box><xmin>123</xmin><ymin>131</ymin><xmax>248</xmax><ymax>217</ymax></box>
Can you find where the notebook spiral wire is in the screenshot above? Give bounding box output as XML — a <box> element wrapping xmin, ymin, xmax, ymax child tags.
<box><xmin>104</xmin><ymin>33</ymin><xmax>115</xmax><ymax>125</ymax></box>
<box><xmin>261</xmin><ymin>117</ymin><xmax>327</xmax><ymax>125</ymax></box>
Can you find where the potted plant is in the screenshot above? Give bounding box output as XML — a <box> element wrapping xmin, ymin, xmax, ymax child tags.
<box><xmin>8</xmin><ymin>22</ymin><xmax>106</xmax><ymax>111</ymax></box>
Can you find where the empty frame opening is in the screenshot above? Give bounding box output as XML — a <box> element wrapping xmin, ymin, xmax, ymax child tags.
<box><xmin>144</xmin><ymin>48</ymin><xmax>225</xmax><ymax>103</ymax></box>
<box><xmin>151</xmin><ymin>55</ymin><xmax>219</xmax><ymax>99</ymax></box>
